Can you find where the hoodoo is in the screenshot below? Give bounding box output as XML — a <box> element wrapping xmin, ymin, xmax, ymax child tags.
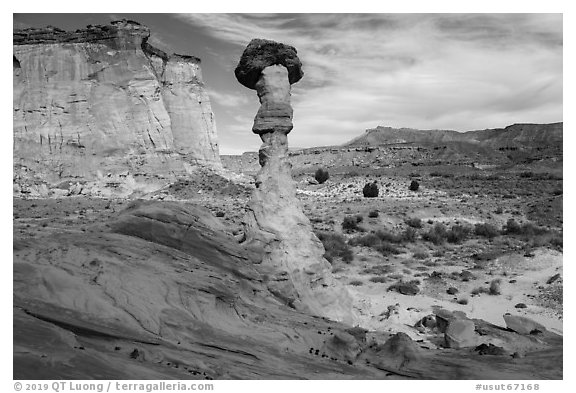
<box><xmin>235</xmin><ymin>38</ymin><xmax>354</xmax><ymax>323</ymax></box>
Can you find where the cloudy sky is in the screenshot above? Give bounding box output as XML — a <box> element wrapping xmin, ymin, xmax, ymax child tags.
<box><xmin>13</xmin><ymin>13</ymin><xmax>563</xmax><ymax>154</ymax></box>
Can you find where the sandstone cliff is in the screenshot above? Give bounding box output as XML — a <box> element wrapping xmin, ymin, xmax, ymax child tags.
<box><xmin>13</xmin><ymin>20</ymin><xmax>220</xmax><ymax>190</ymax></box>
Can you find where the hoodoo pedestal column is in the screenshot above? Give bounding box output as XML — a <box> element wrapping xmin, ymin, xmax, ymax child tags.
<box><xmin>235</xmin><ymin>39</ymin><xmax>354</xmax><ymax>323</ymax></box>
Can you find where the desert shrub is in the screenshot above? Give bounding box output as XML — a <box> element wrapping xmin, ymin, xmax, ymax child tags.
<box><xmin>423</xmin><ymin>223</ymin><xmax>448</xmax><ymax>245</ymax></box>
<box><xmin>314</xmin><ymin>168</ymin><xmax>330</xmax><ymax>184</ymax></box>
<box><xmin>430</xmin><ymin>171</ymin><xmax>454</xmax><ymax>178</ymax></box>
<box><xmin>349</xmin><ymin>279</ymin><xmax>364</xmax><ymax>286</ymax></box>
<box><xmin>549</xmin><ymin>233</ymin><xmax>563</xmax><ymax>248</ymax></box>
<box><xmin>375</xmin><ymin>229</ymin><xmax>402</xmax><ymax>244</ymax></box>
<box><xmin>363</xmin><ymin>182</ymin><xmax>379</xmax><ymax>198</ymax></box>
<box><xmin>501</xmin><ymin>219</ymin><xmax>559</xmax><ymax>249</ymax></box>
<box><xmin>361</xmin><ymin>264</ymin><xmax>394</xmax><ymax>275</ymax></box>
<box><xmin>467</xmin><ymin>173</ymin><xmax>484</xmax><ymax>181</ymax></box>
<box><xmin>401</xmin><ymin>227</ymin><xmax>418</xmax><ymax>242</ymax></box>
<box><xmin>215</xmin><ymin>211</ymin><xmax>225</xmax><ymax>217</ymax></box>
<box><xmin>349</xmin><ymin>228</ymin><xmax>404</xmax><ymax>255</ymax></box>
<box><xmin>472</xmin><ymin>251</ymin><xmax>502</xmax><ymax>261</ymax></box>
<box><xmin>432</xmin><ymin>249</ymin><xmax>445</xmax><ymax>257</ymax></box>
<box><xmin>405</xmin><ymin>217</ymin><xmax>422</xmax><ymax>228</ymax></box>
<box><xmin>517</xmin><ymin>172</ymin><xmax>562</xmax><ymax>181</ymax></box>
<box><xmin>412</xmin><ymin>248</ymin><xmax>429</xmax><ymax>260</ymax></box>
<box><xmin>388</xmin><ymin>280</ymin><xmax>420</xmax><ymax>295</ymax></box>
<box><xmin>530</xmin><ymin>231</ymin><xmax>563</xmax><ymax>250</ymax></box>
<box><xmin>474</xmin><ymin>223</ymin><xmax>500</xmax><ymax>239</ymax></box>
<box><xmin>368</xmin><ymin>210</ymin><xmax>379</xmax><ymax>218</ymax></box>
<box><xmin>520</xmin><ymin>223</ymin><xmax>549</xmax><ymax>237</ymax></box>
<box><xmin>369</xmin><ymin>276</ymin><xmax>388</xmax><ymax>283</ymax></box>
<box><xmin>471</xmin><ymin>286</ymin><xmax>490</xmax><ymax>296</ymax></box>
<box><xmin>376</xmin><ymin>241</ymin><xmax>401</xmax><ymax>256</ymax></box>
<box><xmin>316</xmin><ymin>231</ymin><xmax>354</xmax><ymax>263</ymax></box>
<box><xmin>447</xmin><ymin>224</ymin><xmax>471</xmax><ymax>244</ymax></box>
<box><xmin>494</xmin><ymin>207</ymin><xmax>504</xmax><ymax>214</ymax></box>
<box><xmin>342</xmin><ymin>216</ymin><xmax>361</xmax><ymax>232</ymax></box>
<box><xmin>502</xmin><ymin>218</ymin><xmax>522</xmax><ymax>235</ymax></box>
<box><xmin>409</xmin><ymin>180</ymin><xmax>420</xmax><ymax>191</ymax></box>
<box><xmin>349</xmin><ymin>233</ymin><xmax>380</xmax><ymax>248</ymax></box>
<box><xmin>489</xmin><ymin>279</ymin><xmax>502</xmax><ymax>295</ymax></box>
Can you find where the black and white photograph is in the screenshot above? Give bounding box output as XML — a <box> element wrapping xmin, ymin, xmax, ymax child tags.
<box><xmin>9</xmin><ymin>5</ymin><xmax>567</xmax><ymax>386</ymax></box>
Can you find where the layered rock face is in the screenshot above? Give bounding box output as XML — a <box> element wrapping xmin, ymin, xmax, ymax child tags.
<box><xmin>235</xmin><ymin>39</ymin><xmax>353</xmax><ymax>323</ymax></box>
<box><xmin>13</xmin><ymin>20</ymin><xmax>220</xmax><ymax>184</ymax></box>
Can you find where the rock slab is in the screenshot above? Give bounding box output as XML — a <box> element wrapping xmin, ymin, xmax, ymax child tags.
<box><xmin>445</xmin><ymin>319</ymin><xmax>478</xmax><ymax>349</ymax></box>
<box><xmin>503</xmin><ymin>314</ymin><xmax>547</xmax><ymax>335</ymax></box>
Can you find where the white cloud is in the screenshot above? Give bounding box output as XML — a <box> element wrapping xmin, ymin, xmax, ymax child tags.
<box><xmin>207</xmin><ymin>89</ymin><xmax>250</xmax><ymax>107</ymax></box>
<box><xmin>176</xmin><ymin>14</ymin><xmax>562</xmax><ymax>152</ymax></box>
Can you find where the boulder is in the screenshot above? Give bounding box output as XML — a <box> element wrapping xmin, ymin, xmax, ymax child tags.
<box><xmin>434</xmin><ymin>308</ymin><xmax>468</xmax><ymax>333</ymax></box>
<box><xmin>321</xmin><ymin>331</ymin><xmax>362</xmax><ymax>362</ymax></box>
<box><xmin>369</xmin><ymin>333</ymin><xmax>422</xmax><ymax>370</ymax></box>
<box><xmin>459</xmin><ymin>270</ymin><xmax>476</xmax><ymax>281</ymax></box>
<box><xmin>447</xmin><ymin>287</ymin><xmax>459</xmax><ymax>295</ymax></box>
<box><xmin>234</xmin><ymin>38</ymin><xmax>303</xmax><ymax>90</ymax></box>
<box><xmin>415</xmin><ymin>314</ymin><xmax>437</xmax><ymax>332</ymax></box>
<box><xmin>474</xmin><ymin>343</ymin><xmax>508</xmax><ymax>356</ymax></box>
<box><xmin>546</xmin><ymin>273</ymin><xmax>561</xmax><ymax>284</ymax></box>
<box><xmin>390</xmin><ymin>281</ymin><xmax>419</xmax><ymax>296</ymax></box>
<box><xmin>445</xmin><ymin>319</ymin><xmax>478</xmax><ymax>349</ymax></box>
<box><xmin>503</xmin><ymin>314</ymin><xmax>546</xmax><ymax>335</ymax></box>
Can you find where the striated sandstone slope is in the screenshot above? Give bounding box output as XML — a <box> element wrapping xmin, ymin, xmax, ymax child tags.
<box><xmin>13</xmin><ymin>199</ymin><xmax>562</xmax><ymax>379</ymax></box>
<box><xmin>13</xmin><ymin>20</ymin><xmax>220</xmax><ymax>184</ymax></box>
